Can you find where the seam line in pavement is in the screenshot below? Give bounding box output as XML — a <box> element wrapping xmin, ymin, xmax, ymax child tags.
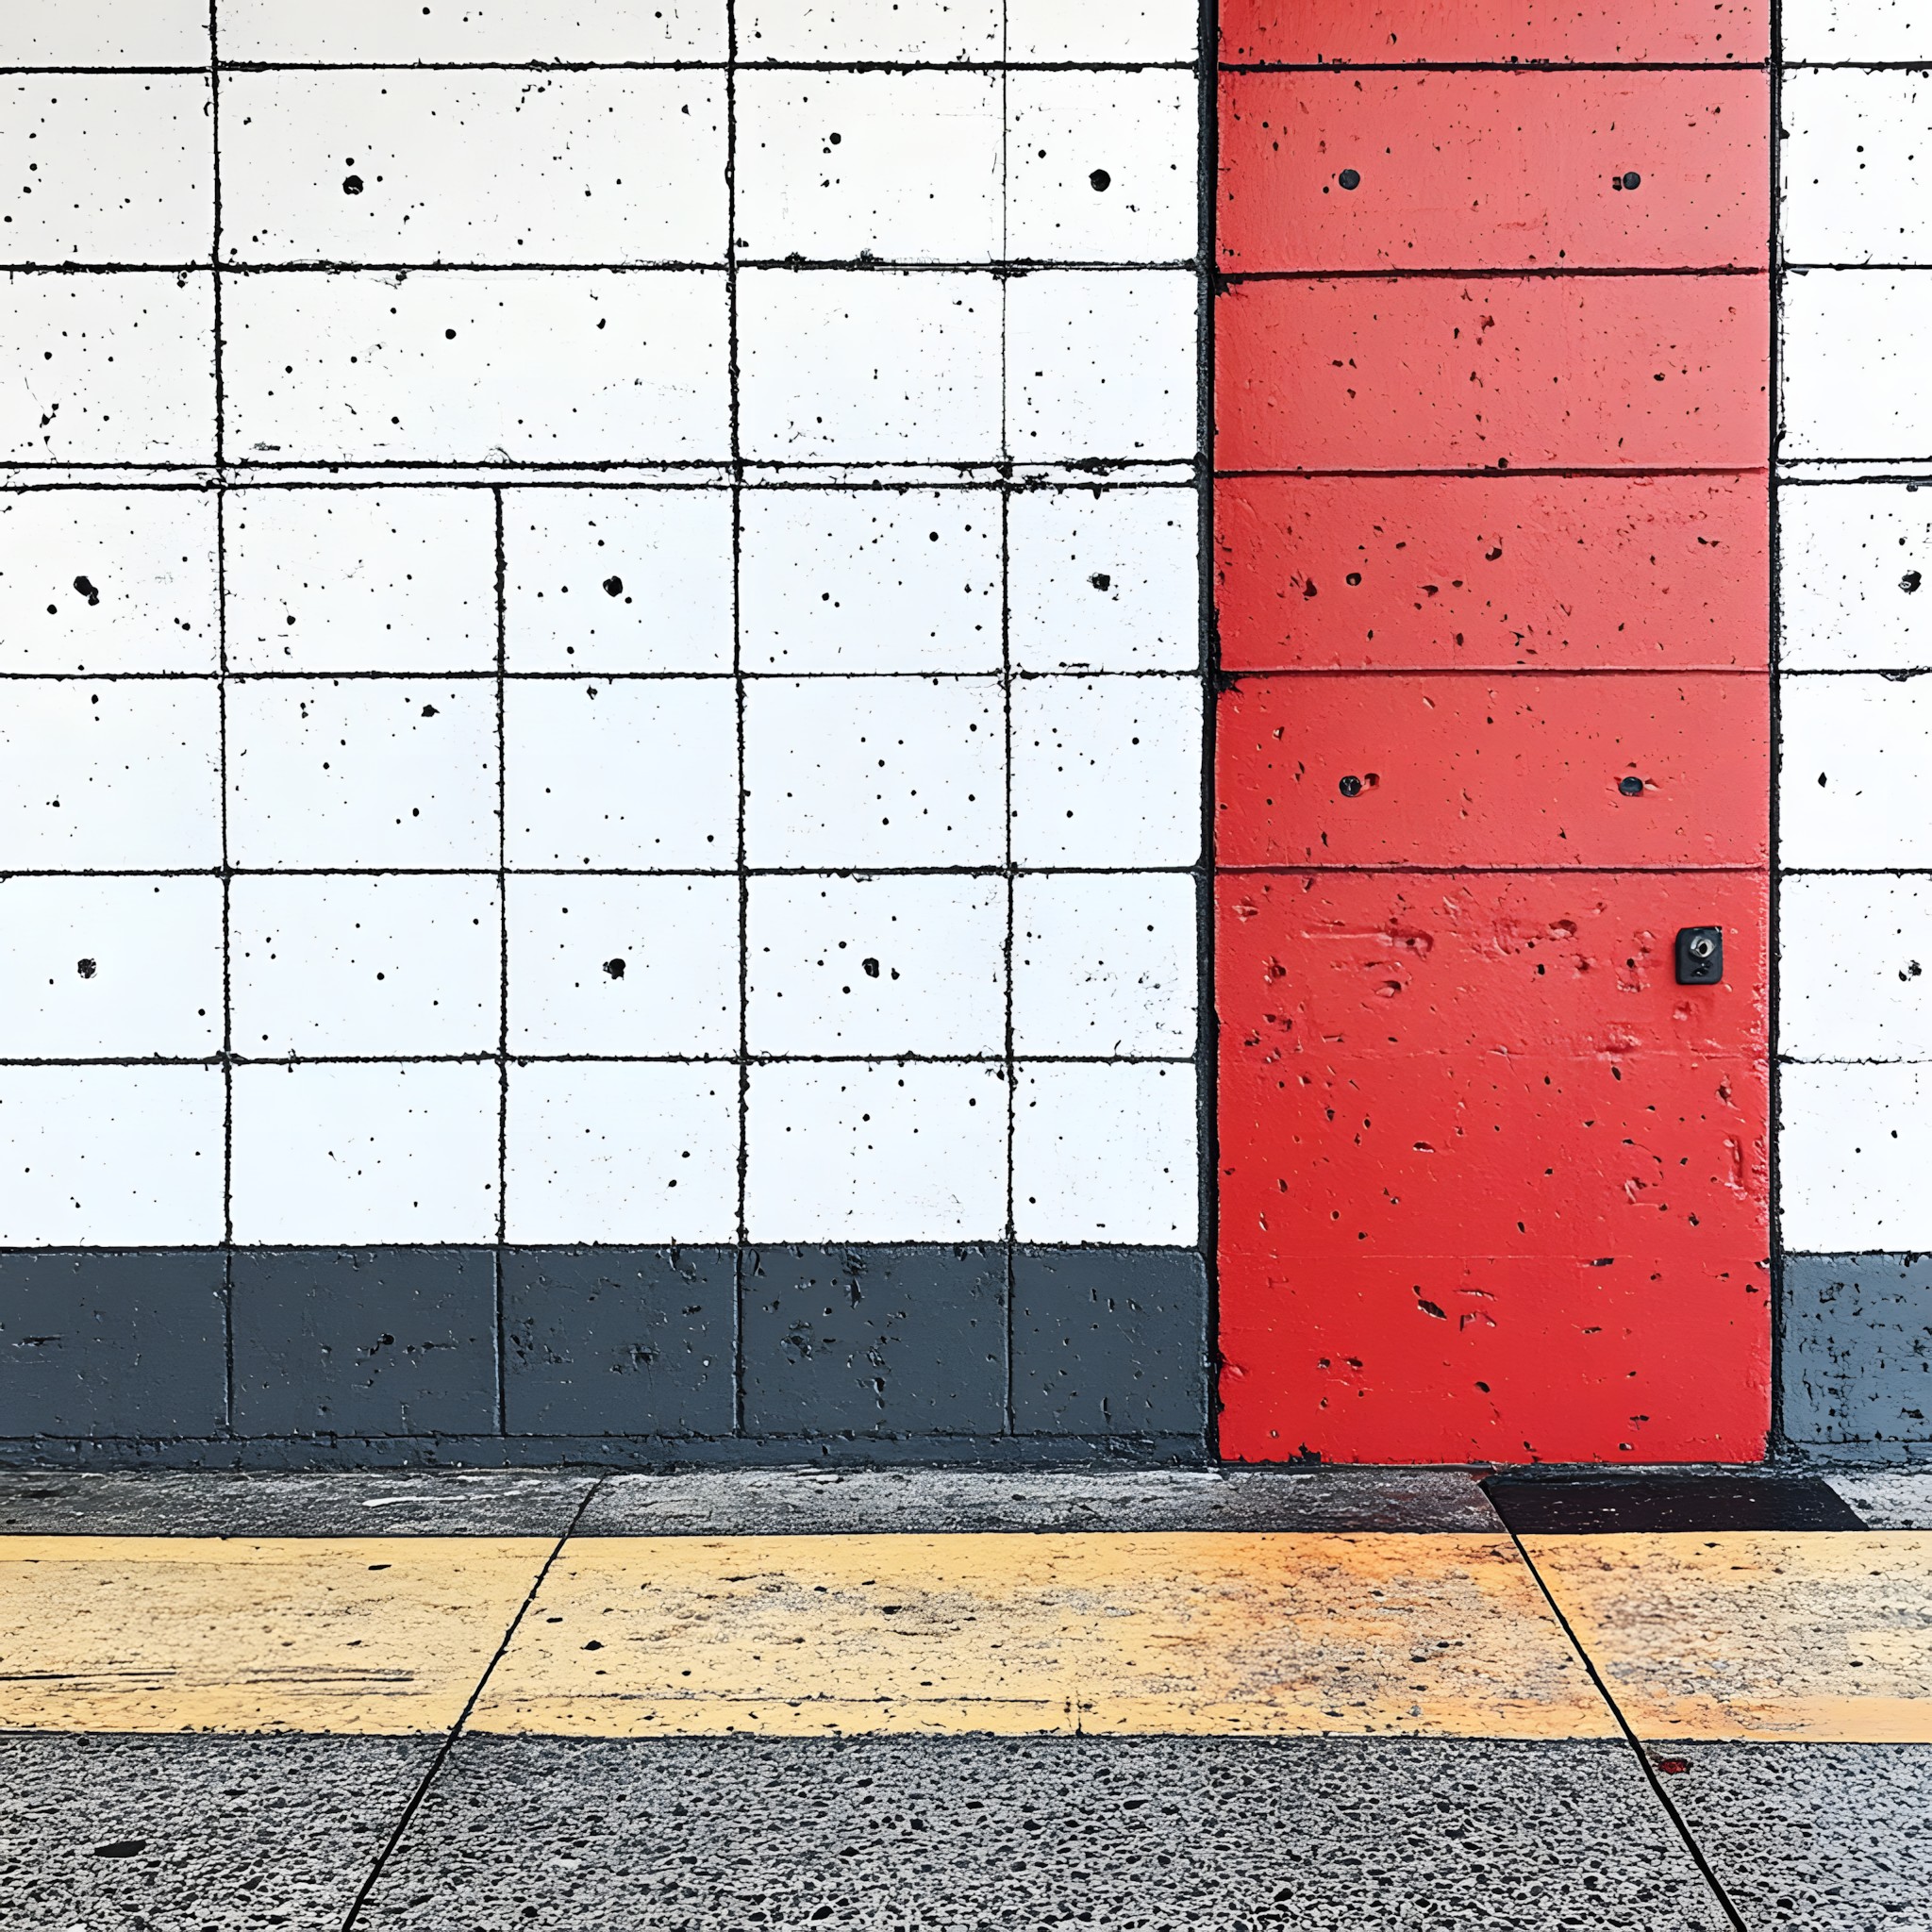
<box><xmin>1505</xmin><ymin>1523</ymin><xmax>1750</xmax><ymax>1932</ymax></box>
<box><xmin>337</xmin><ymin>1477</ymin><xmax>608</xmax><ymax>1931</ymax></box>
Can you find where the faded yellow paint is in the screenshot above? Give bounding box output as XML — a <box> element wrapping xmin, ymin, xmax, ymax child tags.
<box><xmin>1527</xmin><ymin>1530</ymin><xmax>1932</xmax><ymax>1742</ymax></box>
<box><xmin>0</xmin><ymin>1536</ymin><xmax>552</xmax><ymax>1734</ymax></box>
<box><xmin>470</xmin><ymin>1532</ymin><xmax>1617</xmax><ymax>1740</ymax></box>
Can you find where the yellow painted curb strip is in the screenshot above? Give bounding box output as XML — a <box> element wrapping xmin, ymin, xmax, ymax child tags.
<box><xmin>1526</xmin><ymin>1530</ymin><xmax>1932</xmax><ymax>1742</ymax></box>
<box><xmin>0</xmin><ymin>1537</ymin><xmax>554</xmax><ymax>1735</ymax></box>
<box><xmin>471</xmin><ymin>1532</ymin><xmax>1618</xmax><ymax>1740</ymax></box>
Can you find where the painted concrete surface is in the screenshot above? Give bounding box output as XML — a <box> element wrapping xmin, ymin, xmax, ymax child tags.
<box><xmin>1659</xmin><ymin>1740</ymin><xmax>1932</xmax><ymax>1931</ymax></box>
<box><xmin>1528</xmin><ymin>1531</ymin><xmax>1932</xmax><ymax>1741</ymax></box>
<box><xmin>470</xmin><ymin>1532</ymin><xmax>1613</xmax><ymax>1740</ymax></box>
<box><xmin>0</xmin><ymin>1732</ymin><xmax>434</xmax><ymax>1932</ymax></box>
<box><xmin>359</xmin><ymin>1735</ymin><xmax>1730</xmax><ymax>1931</ymax></box>
<box><xmin>1828</xmin><ymin>1469</ymin><xmax>1932</xmax><ymax>1529</ymax></box>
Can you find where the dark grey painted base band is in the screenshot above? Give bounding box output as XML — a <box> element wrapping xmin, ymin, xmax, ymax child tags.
<box><xmin>1782</xmin><ymin>1253</ymin><xmax>1932</xmax><ymax>1450</ymax></box>
<box><xmin>0</xmin><ymin>1244</ymin><xmax>1209</xmax><ymax>1470</ymax></box>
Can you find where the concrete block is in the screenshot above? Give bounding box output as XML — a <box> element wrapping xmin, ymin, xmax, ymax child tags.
<box><xmin>1779</xmin><ymin>672</ymin><xmax>1932</xmax><ymax>869</ymax></box>
<box><xmin>230</xmin><ymin>1246</ymin><xmax>498</xmax><ymax>1437</ymax></box>
<box><xmin>504</xmin><ymin>1064</ymin><xmax>740</xmax><ymax>1246</ymax></box>
<box><xmin>745</xmin><ymin>1065</ymin><xmax>1008</xmax><ymax>1243</ymax></box>
<box><xmin>502</xmin><ymin>1246</ymin><xmax>735</xmax><ymax>1437</ymax></box>
<box><xmin>0</xmin><ymin>1250</ymin><xmax>226</xmax><ymax>1439</ymax></box>
<box><xmin>741</xmin><ymin>1243</ymin><xmax>1007</xmax><ymax>1435</ymax></box>
<box><xmin>1011</xmin><ymin>1245</ymin><xmax>1207</xmax><ymax>1436</ymax></box>
<box><xmin>1783</xmin><ymin>1253</ymin><xmax>1932</xmax><ymax>1444</ymax></box>
<box><xmin>1013</xmin><ymin>1064</ymin><xmax>1199</xmax><ymax>1245</ymax></box>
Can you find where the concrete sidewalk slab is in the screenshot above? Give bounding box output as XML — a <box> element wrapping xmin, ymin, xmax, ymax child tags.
<box><xmin>0</xmin><ymin>1733</ymin><xmax>432</xmax><ymax>1932</ymax></box>
<box><xmin>1657</xmin><ymin>1740</ymin><xmax>1932</xmax><ymax>1930</ymax></box>
<box><xmin>579</xmin><ymin>1467</ymin><xmax>1503</xmax><ymax>1536</ymax></box>
<box><xmin>357</xmin><ymin>1735</ymin><xmax>1730</xmax><ymax>1930</ymax></box>
<box><xmin>471</xmin><ymin>1531</ymin><xmax>1614</xmax><ymax>1740</ymax></box>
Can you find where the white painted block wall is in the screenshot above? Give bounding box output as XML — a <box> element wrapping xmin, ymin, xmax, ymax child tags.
<box><xmin>1780</xmin><ymin>0</ymin><xmax>1932</xmax><ymax>1251</ymax></box>
<box><xmin>0</xmin><ymin>0</ymin><xmax>1206</xmax><ymax>1255</ymax></box>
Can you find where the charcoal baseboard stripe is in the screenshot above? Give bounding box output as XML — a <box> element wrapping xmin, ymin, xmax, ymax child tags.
<box><xmin>0</xmin><ymin>1244</ymin><xmax>1210</xmax><ymax>1464</ymax></box>
<box><xmin>1781</xmin><ymin>1253</ymin><xmax>1932</xmax><ymax>1450</ymax></box>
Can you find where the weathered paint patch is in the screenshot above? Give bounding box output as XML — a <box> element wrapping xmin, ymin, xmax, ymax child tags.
<box><xmin>469</xmin><ymin>1531</ymin><xmax>1618</xmax><ymax>1739</ymax></box>
<box><xmin>1526</xmin><ymin>1531</ymin><xmax>1932</xmax><ymax>1742</ymax></box>
<box><xmin>0</xmin><ymin>1537</ymin><xmax>553</xmax><ymax>1734</ymax></box>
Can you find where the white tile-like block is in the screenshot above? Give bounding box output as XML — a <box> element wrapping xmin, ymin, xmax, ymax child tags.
<box><xmin>0</xmin><ymin>1067</ymin><xmax>224</xmax><ymax>1246</ymax></box>
<box><xmin>0</xmin><ymin>679</ymin><xmax>220</xmax><ymax>870</ymax></box>
<box><xmin>740</xmin><ymin>0</ymin><xmax>1001</xmax><ymax>60</ymax></box>
<box><xmin>1013</xmin><ymin>1060</ymin><xmax>1197</xmax><ymax>1243</ymax></box>
<box><xmin>506</xmin><ymin>678</ymin><xmax>737</xmax><ymax>870</ymax></box>
<box><xmin>219</xmin><ymin>0</ymin><xmax>725</xmax><ymax>61</ymax></box>
<box><xmin>1010</xmin><ymin>675</ymin><xmax>1201</xmax><ymax>867</ymax></box>
<box><xmin>227</xmin><ymin>678</ymin><xmax>498</xmax><ymax>870</ymax></box>
<box><xmin>1781</xmin><ymin>0</ymin><xmax>1932</xmax><ymax>63</ymax></box>
<box><xmin>1779</xmin><ymin>673</ymin><xmax>1932</xmax><ymax>868</ymax></box>
<box><xmin>0</xmin><ymin>275</ymin><xmax>214</xmax><ymax>465</ymax></box>
<box><xmin>0</xmin><ymin>0</ymin><xmax>207</xmax><ymax>65</ymax></box>
<box><xmin>0</xmin><ymin>77</ymin><xmax>210</xmax><ymax>267</ymax></box>
<box><xmin>744</xmin><ymin>1059</ymin><xmax>1007</xmax><ymax>1241</ymax></box>
<box><xmin>738</xmin><ymin>270</ymin><xmax>1001</xmax><ymax>461</ymax></box>
<box><xmin>1781</xmin><ymin>483</ymin><xmax>1932</xmax><ymax>671</ymax></box>
<box><xmin>747</xmin><ymin>873</ymin><xmax>1005</xmax><ymax>1056</ymax></box>
<box><xmin>231</xmin><ymin>874</ymin><xmax>501</xmax><ymax>1058</ymax></box>
<box><xmin>0</xmin><ymin>491</ymin><xmax>218</xmax><ymax>675</ymax></box>
<box><xmin>506</xmin><ymin>489</ymin><xmax>734</xmax><ymax>675</ymax></box>
<box><xmin>222</xmin><ymin>73</ymin><xmax>725</xmax><ymax>268</ymax></box>
<box><xmin>744</xmin><ymin>675</ymin><xmax>1004</xmax><ymax>867</ymax></box>
<box><xmin>1007</xmin><ymin>271</ymin><xmax>1199</xmax><ymax>461</ymax></box>
<box><xmin>225</xmin><ymin>490</ymin><xmax>496</xmax><ymax>675</ymax></box>
<box><xmin>739</xmin><ymin>487</ymin><xmax>999</xmax><ymax>674</ymax></box>
<box><xmin>230</xmin><ymin>1060</ymin><xmax>500</xmax><ymax>1243</ymax></box>
<box><xmin>1780</xmin><ymin>1061</ymin><xmax>1932</xmax><ymax>1250</ymax></box>
<box><xmin>735</xmin><ymin>72</ymin><xmax>1001</xmax><ymax>264</ymax></box>
<box><xmin>1782</xmin><ymin>271</ymin><xmax>1932</xmax><ymax>462</ymax></box>
<box><xmin>0</xmin><ymin>876</ymin><xmax>222</xmax><ymax>1059</ymax></box>
<box><xmin>505</xmin><ymin>1060</ymin><xmax>740</xmax><ymax>1243</ymax></box>
<box><xmin>1007</xmin><ymin>0</ymin><xmax>1197</xmax><ymax>62</ymax></box>
<box><xmin>1009</xmin><ymin>488</ymin><xmax>1199</xmax><ymax>672</ymax></box>
<box><xmin>1783</xmin><ymin>71</ymin><xmax>1932</xmax><ymax>267</ymax></box>
<box><xmin>508</xmin><ymin>874</ymin><xmax>739</xmax><ymax>1055</ymax></box>
<box><xmin>1007</xmin><ymin>73</ymin><xmax>1198</xmax><ymax>265</ymax></box>
<box><xmin>1780</xmin><ymin>874</ymin><xmax>1932</xmax><ymax>1061</ymax></box>
<box><xmin>224</xmin><ymin>271</ymin><xmax>727</xmax><ymax>465</ymax></box>
<box><xmin>1013</xmin><ymin>873</ymin><xmax>1196</xmax><ymax>1058</ymax></box>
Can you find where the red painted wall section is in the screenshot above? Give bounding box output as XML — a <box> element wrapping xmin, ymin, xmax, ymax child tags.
<box><xmin>1212</xmin><ymin>3</ymin><xmax>1772</xmax><ymax>1463</ymax></box>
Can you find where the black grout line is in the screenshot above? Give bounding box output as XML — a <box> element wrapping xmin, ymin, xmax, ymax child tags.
<box><xmin>0</xmin><ymin>1053</ymin><xmax>1201</xmax><ymax>1070</ymax></box>
<box><xmin>0</xmin><ymin>59</ymin><xmax>1208</xmax><ymax>75</ymax></box>
<box><xmin>1505</xmin><ymin>1522</ymin><xmax>1751</xmax><ymax>1932</ymax></box>
<box><xmin>4</xmin><ymin>258</ymin><xmax>1204</xmax><ymax>274</ymax></box>
<box><xmin>727</xmin><ymin>0</ymin><xmax>750</xmax><ymax>1439</ymax></box>
<box><xmin>493</xmin><ymin>486</ymin><xmax>510</xmax><ymax>1428</ymax></box>
<box><xmin>1197</xmin><ymin>0</ymin><xmax>1222</xmax><ymax>1461</ymax></box>
<box><xmin>1219</xmin><ymin>60</ymin><xmax>1771</xmax><ymax>73</ymax></box>
<box><xmin>337</xmin><ymin>1474</ymin><xmax>607</xmax><ymax>1932</ymax></box>
<box><xmin>1000</xmin><ymin>0</ymin><xmax>1016</xmax><ymax>1439</ymax></box>
<box><xmin>1768</xmin><ymin>0</ymin><xmax>1789</xmax><ymax>1454</ymax></box>
<box><xmin>0</xmin><ymin>668</ymin><xmax>1210</xmax><ymax>682</ymax></box>
<box><xmin>1221</xmin><ymin>265</ymin><xmax>1770</xmax><ymax>282</ymax></box>
<box><xmin>0</xmin><ymin>864</ymin><xmax>1211</xmax><ymax>879</ymax></box>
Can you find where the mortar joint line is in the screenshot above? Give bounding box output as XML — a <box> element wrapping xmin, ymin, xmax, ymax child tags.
<box><xmin>338</xmin><ymin>1474</ymin><xmax>607</xmax><ymax>1931</ymax></box>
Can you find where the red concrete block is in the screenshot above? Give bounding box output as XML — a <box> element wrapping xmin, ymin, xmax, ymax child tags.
<box><xmin>1215</xmin><ymin>672</ymin><xmax>1769</xmax><ymax>868</ymax></box>
<box><xmin>1216</xmin><ymin>1249</ymin><xmax>1771</xmax><ymax>1465</ymax></box>
<box><xmin>1212</xmin><ymin>872</ymin><xmax>1771</xmax><ymax>1464</ymax></box>
<box><xmin>1220</xmin><ymin>0</ymin><xmax>1767</xmax><ymax>67</ymax></box>
<box><xmin>1220</xmin><ymin>71</ymin><xmax>1768</xmax><ymax>273</ymax></box>
<box><xmin>1215</xmin><ymin>275</ymin><xmax>1769</xmax><ymax>473</ymax></box>
<box><xmin>1215</xmin><ymin>474</ymin><xmax>1768</xmax><ymax>672</ymax></box>
<box><xmin>1215</xmin><ymin>871</ymin><xmax>1768</xmax><ymax>1060</ymax></box>
<box><xmin>1216</xmin><ymin>872</ymin><xmax>1769</xmax><ymax>1257</ymax></box>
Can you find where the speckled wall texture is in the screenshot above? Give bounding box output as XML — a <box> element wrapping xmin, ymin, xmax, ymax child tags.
<box><xmin>0</xmin><ymin>0</ymin><xmax>1212</xmax><ymax>1463</ymax></box>
<box><xmin>1776</xmin><ymin>0</ymin><xmax>1932</xmax><ymax>1457</ymax></box>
